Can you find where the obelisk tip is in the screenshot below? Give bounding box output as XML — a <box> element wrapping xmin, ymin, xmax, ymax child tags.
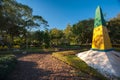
<box><xmin>97</xmin><ymin>6</ymin><xmax>101</xmax><ymax>10</ymax></box>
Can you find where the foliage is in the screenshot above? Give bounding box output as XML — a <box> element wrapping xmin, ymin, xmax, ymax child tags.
<box><xmin>14</xmin><ymin>14</ymin><xmax>120</xmax><ymax>48</ymax></box>
<box><xmin>0</xmin><ymin>54</ymin><xmax>17</xmax><ymax>79</ymax></box>
<box><xmin>33</xmin><ymin>31</ymin><xmax>44</xmax><ymax>46</ymax></box>
<box><xmin>50</xmin><ymin>28</ymin><xmax>64</xmax><ymax>46</ymax></box>
<box><xmin>0</xmin><ymin>0</ymin><xmax>48</xmax><ymax>49</ymax></box>
<box><xmin>72</xmin><ymin>19</ymin><xmax>94</xmax><ymax>44</ymax></box>
<box><xmin>63</xmin><ymin>24</ymin><xmax>75</xmax><ymax>45</ymax></box>
<box><xmin>13</xmin><ymin>45</ymin><xmax>20</xmax><ymax>49</ymax></box>
<box><xmin>107</xmin><ymin>14</ymin><xmax>120</xmax><ymax>44</ymax></box>
<box><xmin>29</xmin><ymin>30</ymin><xmax>50</xmax><ymax>48</ymax></box>
<box><xmin>0</xmin><ymin>46</ymin><xmax>8</xmax><ymax>50</ymax></box>
<box><xmin>52</xmin><ymin>51</ymin><xmax>107</xmax><ymax>80</ymax></box>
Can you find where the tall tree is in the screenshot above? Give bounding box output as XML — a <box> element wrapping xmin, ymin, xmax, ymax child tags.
<box><xmin>0</xmin><ymin>0</ymin><xmax>48</xmax><ymax>48</ymax></box>
<box><xmin>63</xmin><ymin>24</ymin><xmax>74</xmax><ymax>45</ymax></box>
<box><xmin>50</xmin><ymin>28</ymin><xmax>64</xmax><ymax>46</ymax></box>
<box><xmin>72</xmin><ymin>19</ymin><xmax>94</xmax><ymax>44</ymax></box>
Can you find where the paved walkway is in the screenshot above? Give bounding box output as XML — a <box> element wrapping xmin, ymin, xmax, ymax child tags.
<box><xmin>8</xmin><ymin>53</ymin><xmax>95</xmax><ymax>80</ymax></box>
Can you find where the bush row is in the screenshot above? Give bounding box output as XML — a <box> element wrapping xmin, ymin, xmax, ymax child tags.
<box><xmin>0</xmin><ymin>55</ymin><xmax>17</xmax><ymax>79</ymax></box>
<box><xmin>0</xmin><ymin>45</ymin><xmax>20</xmax><ymax>49</ymax></box>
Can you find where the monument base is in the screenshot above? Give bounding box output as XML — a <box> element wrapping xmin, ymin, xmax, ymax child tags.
<box><xmin>76</xmin><ymin>50</ymin><xmax>120</xmax><ymax>79</ymax></box>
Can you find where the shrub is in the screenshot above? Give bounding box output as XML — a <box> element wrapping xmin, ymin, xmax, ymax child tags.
<box><xmin>13</xmin><ymin>45</ymin><xmax>20</xmax><ymax>49</ymax></box>
<box><xmin>0</xmin><ymin>55</ymin><xmax>17</xmax><ymax>79</ymax></box>
<box><xmin>0</xmin><ymin>46</ymin><xmax>8</xmax><ymax>50</ymax></box>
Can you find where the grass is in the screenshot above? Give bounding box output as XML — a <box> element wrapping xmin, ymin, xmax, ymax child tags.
<box><xmin>52</xmin><ymin>50</ymin><xmax>107</xmax><ymax>80</ymax></box>
<box><xmin>114</xmin><ymin>47</ymin><xmax>120</xmax><ymax>52</ymax></box>
<box><xmin>23</xmin><ymin>47</ymin><xmax>59</xmax><ymax>53</ymax></box>
<box><xmin>0</xmin><ymin>47</ymin><xmax>57</xmax><ymax>54</ymax></box>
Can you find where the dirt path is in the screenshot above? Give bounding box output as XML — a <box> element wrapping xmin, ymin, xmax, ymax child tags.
<box><xmin>8</xmin><ymin>53</ymin><xmax>94</xmax><ymax>80</ymax></box>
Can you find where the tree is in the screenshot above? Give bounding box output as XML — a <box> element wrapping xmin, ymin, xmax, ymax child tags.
<box><xmin>107</xmin><ymin>14</ymin><xmax>120</xmax><ymax>44</ymax></box>
<box><xmin>72</xmin><ymin>19</ymin><xmax>94</xmax><ymax>44</ymax></box>
<box><xmin>63</xmin><ymin>24</ymin><xmax>74</xmax><ymax>45</ymax></box>
<box><xmin>30</xmin><ymin>30</ymin><xmax>50</xmax><ymax>48</ymax></box>
<box><xmin>43</xmin><ymin>30</ymin><xmax>50</xmax><ymax>48</ymax></box>
<box><xmin>33</xmin><ymin>31</ymin><xmax>44</xmax><ymax>47</ymax></box>
<box><xmin>50</xmin><ymin>28</ymin><xmax>64</xmax><ymax>46</ymax></box>
<box><xmin>0</xmin><ymin>0</ymin><xmax>48</xmax><ymax>48</ymax></box>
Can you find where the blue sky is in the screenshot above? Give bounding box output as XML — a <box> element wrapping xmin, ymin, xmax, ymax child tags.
<box><xmin>17</xmin><ymin>0</ymin><xmax>120</xmax><ymax>30</ymax></box>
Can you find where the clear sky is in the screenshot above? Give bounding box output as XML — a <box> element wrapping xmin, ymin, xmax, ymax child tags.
<box><xmin>17</xmin><ymin>0</ymin><xmax>120</xmax><ymax>30</ymax></box>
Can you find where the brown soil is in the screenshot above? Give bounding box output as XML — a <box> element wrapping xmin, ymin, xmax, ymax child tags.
<box><xmin>7</xmin><ymin>53</ymin><xmax>95</xmax><ymax>80</ymax></box>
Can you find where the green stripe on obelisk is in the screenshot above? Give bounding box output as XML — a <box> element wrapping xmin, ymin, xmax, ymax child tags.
<box><xmin>94</xmin><ymin>6</ymin><xmax>106</xmax><ymax>28</ymax></box>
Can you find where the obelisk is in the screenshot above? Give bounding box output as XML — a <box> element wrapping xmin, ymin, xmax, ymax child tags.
<box><xmin>91</xmin><ymin>6</ymin><xmax>112</xmax><ymax>51</ymax></box>
<box><xmin>77</xmin><ymin>6</ymin><xmax>120</xmax><ymax>79</ymax></box>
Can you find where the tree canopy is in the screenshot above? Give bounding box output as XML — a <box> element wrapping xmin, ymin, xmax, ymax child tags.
<box><xmin>0</xmin><ymin>0</ymin><xmax>48</xmax><ymax>48</ymax></box>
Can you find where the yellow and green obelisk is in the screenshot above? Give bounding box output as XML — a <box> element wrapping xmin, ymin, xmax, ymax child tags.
<box><xmin>92</xmin><ymin>6</ymin><xmax>112</xmax><ymax>51</ymax></box>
